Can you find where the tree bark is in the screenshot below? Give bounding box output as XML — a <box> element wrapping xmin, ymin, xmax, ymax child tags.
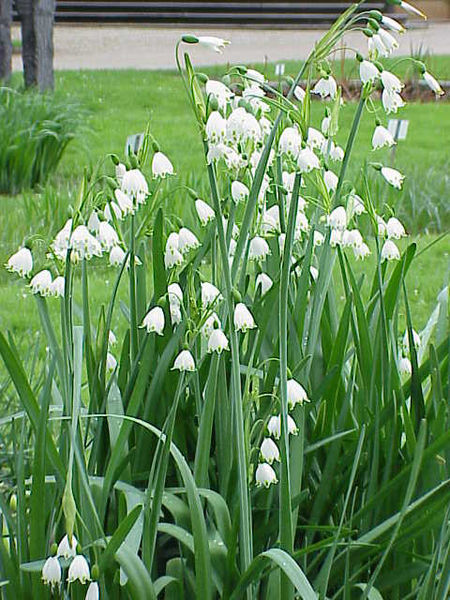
<box><xmin>0</xmin><ymin>0</ymin><xmax>12</xmax><ymax>80</ymax></box>
<box><xmin>16</xmin><ymin>0</ymin><xmax>55</xmax><ymax>91</ymax></box>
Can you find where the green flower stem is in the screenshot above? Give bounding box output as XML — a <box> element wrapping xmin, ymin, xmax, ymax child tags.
<box><xmin>334</xmin><ymin>92</ymin><xmax>366</xmax><ymax>205</ymax></box>
<box><xmin>278</xmin><ymin>171</ymin><xmax>302</xmax><ymax>600</ymax></box>
<box><xmin>204</xmin><ymin>144</ymin><xmax>253</xmax><ymax>583</ymax></box>
<box><xmin>129</xmin><ymin>214</ymin><xmax>139</xmax><ymax>361</ymax></box>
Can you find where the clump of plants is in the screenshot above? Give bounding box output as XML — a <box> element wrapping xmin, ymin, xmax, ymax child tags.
<box><xmin>0</xmin><ymin>87</ymin><xmax>82</xmax><ymax>194</ymax></box>
<box><xmin>1</xmin><ymin>2</ymin><xmax>448</xmax><ymax>599</ymax></box>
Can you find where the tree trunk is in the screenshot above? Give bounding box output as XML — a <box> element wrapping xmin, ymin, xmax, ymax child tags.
<box><xmin>0</xmin><ymin>0</ymin><xmax>12</xmax><ymax>80</ymax></box>
<box><xmin>16</xmin><ymin>0</ymin><xmax>55</xmax><ymax>91</ymax></box>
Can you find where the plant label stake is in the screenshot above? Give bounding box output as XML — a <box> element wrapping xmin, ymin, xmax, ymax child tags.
<box><xmin>125</xmin><ymin>133</ymin><xmax>144</xmax><ymax>155</ymax></box>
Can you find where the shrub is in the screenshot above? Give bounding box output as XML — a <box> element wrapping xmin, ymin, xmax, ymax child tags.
<box><xmin>0</xmin><ymin>4</ymin><xmax>448</xmax><ymax>600</ymax></box>
<box><xmin>0</xmin><ymin>86</ymin><xmax>82</xmax><ymax>194</ymax></box>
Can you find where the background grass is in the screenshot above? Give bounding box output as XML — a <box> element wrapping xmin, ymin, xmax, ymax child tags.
<box><xmin>1</xmin><ymin>57</ymin><xmax>449</xmax><ymax>343</ymax></box>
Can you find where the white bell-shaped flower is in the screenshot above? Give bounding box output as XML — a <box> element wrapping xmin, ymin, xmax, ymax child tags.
<box><xmin>42</xmin><ymin>556</ymin><xmax>61</xmax><ymax>587</ymax></box>
<box><xmin>278</xmin><ymin>127</ymin><xmax>302</xmax><ymax>160</ymax></box>
<box><xmin>104</xmin><ymin>201</ymin><xmax>123</xmax><ymax>222</ymax></box>
<box><xmin>50</xmin><ymin>276</ymin><xmax>65</xmax><ymax>298</ymax></box>
<box><xmin>423</xmin><ymin>71</ymin><xmax>444</xmax><ymax>96</ymax></box>
<box><xmin>6</xmin><ymin>247</ymin><xmax>33</xmax><ymax>277</ymax></box>
<box><xmin>324</xmin><ymin>169</ymin><xmax>339</xmax><ymax>193</ymax></box>
<box><xmin>372</xmin><ymin>125</ymin><xmax>395</xmax><ymax>149</ymax></box>
<box><xmin>70</xmin><ymin>225</ymin><xmax>103</xmax><ymax>260</ymax></box>
<box><xmin>114</xmin><ymin>188</ymin><xmax>135</xmax><ymax>216</ymax></box>
<box><xmin>226</xmin><ymin>107</ymin><xmax>247</xmax><ymax>143</ymax></box>
<box><xmin>109</xmin><ymin>246</ymin><xmax>126</xmax><ymax>267</ymax></box>
<box><xmin>106</xmin><ymin>352</ymin><xmax>117</xmax><ymax>372</ymax></box>
<box><xmin>249</xmin><ymin>236</ymin><xmax>271</xmax><ymax>261</ymax></box>
<box><xmin>267</xmin><ymin>414</ymin><xmax>298</xmax><ymax>439</ymax></box>
<box><xmin>359</xmin><ymin>60</ymin><xmax>380</xmax><ymax>84</ymax></box>
<box><xmin>97</xmin><ymin>221</ymin><xmax>119</xmax><ymax>251</ymax></box>
<box><xmin>195</xmin><ymin>199</ymin><xmax>215</xmax><ymax>226</ymax></box>
<box><xmin>234</xmin><ymin>303</ymin><xmax>256</xmax><ymax>332</ymax></box>
<box><xmin>382</xmin><ymin>89</ymin><xmax>405</xmax><ymax>114</ymax></box>
<box><xmin>369</xmin><ymin>33</ymin><xmax>389</xmax><ymax>57</ymax></box>
<box><xmin>262</xmin><ymin>205</ymin><xmax>280</xmax><ymax>234</ymax></box>
<box><xmin>85</xmin><ymin>581</ymin><xmax>100</xmax><ymax>600</ymax></box>
<box><xmin>170</xmin><ymin>303</ymin><xmax>182</xmax><ymax>326</ymax></box>
<box><xmin>67</xmin><ymin>554</ymin><xmax>91</xmax><ymax>584</ymax></box>
<box><xmin>178</xmin><ymin>227</ymin><xmax>200</xmax><ymax>254</ymax></box>
<box><xmin>328</xmin><ymin>206</ymin><xmax>347</xmax><ymax>231</ymax></box>
<box><xmin>30</xmin><ymin>270</ymin><xmax>53</xmax><ymax>296</ymax></box>
<box><xmin>121</xmin><ymin>168</ymin><xmax>149</xmax><ymax>203</ymax></box>
<box><xmin>260</xmin><ymin>438</ymin><xmax>280</xmax><ymax>464</ymax></box>
<box><xmin>255</xmin><ymin>273</ymin><xmax>273</xmax><ymax>296</ymax></box>
<box><xmin>342</xmin><ymin>229</ymin><xmax>363</xmax><ymax>249</ymax></box>
<box><xmin>207</xmin><ymin>328</ymin><xmax>229</xmax><ymax>353</ymax></box>
<box><xmin>287</xmin><ymin>379</ymin><xmax>310</xmax><ymax>410</ymax></box>
<box><xmin>197</xmin><ymin>36</ymin><xmax>230</xmax><ymax>54</ymax></box>
<box><xmin>206</xmin><ymin>111</ymin><xmax>227</xmax><ymax>143</ymax></box>
<box><xmin>402</xmin><ymin>328</ymin><xmax>421</xmax><ymax>353</ymax></box>
<box><xmin>381</xmin><ymin>70</ymin><xmax>403</xmax><ymax>94</ymax></box>
<box><xmin>255</xmin><ymin>463</ymin><xmax>278</xmax><ymax>488</ymax></box>
<box><xmin>201</xmin><ymin>282</ymin><xmax>222</xmax><ymax>308</ymax></box>
<box><xmin>353</xmin><ymin>242</ymin><xmax>371</xmax><ymax>260</ymax></box>
<box><xmin>168</xmin><ymin>283</ymin><xmax>183</xmax><ymax>306</ymax></box>
<box><xmin>377</xmin><ymin>216</ymin><xmax>387</xmax><ymax>236</ymax></box>
<box><xmin>312</xmin><ymin>76</ymin><xmax>337</xmax><ymax>99</ymax></box>
<box><xmin>381</xmin><ymin>166</ymin><xmax>404</xmax><ymax>189</ymax></box>
<box><xmin>152</xmin><ymin>152</ymin><xmax>174</xmax><ymax>178</ymax></box>
<box><xmin>294</xmin><ymin>85</ymin><xmax>306</xmax><ymax>102</ymax></box>
<box><xmin>87</xmin><ymin>211</ymin><xmax>101</xmax><ymax>233</ymax></box>
<box><xmin>330</xmin><ymin>229</ymin><xmax>343</xmax><ymax>247</ymax></box>
<box><xmin>386</xmin><ymin>217</ymin><xmax>406</xmax><ymax>239</ymax></box>
<box><xmin>231</xmin><ymin>180</ymin><xmax>249</xmax><ymax>203</ymax></box>
<box><xmin>278</xmin><ymin>233</ymin><xmax>286</xmax><ymax>254</ymax></box>
<box><xmin>330</xmin><ymin>144</ymin><xmax>344</xmax><ymax>162</ymax></box>
<box><xmin>201</xmin><ymin>312</ymin><xmax>221</xmax><ymax>338</ymax></box>
<box><xmin>381</xmin><ymin>240</ymin><xmax>401</xmax><ymax>261</ymax></box>
<box><xmin>141</xmin><ymin>306</ymin><xmax>165</xmax><ymax>335</ymax></box>
<box><xmin>297</xmin><ymin>147</ymin><xmax>320</xmax><ymax>173</ymax></box>
<box><xmin>172</xmin><ymin>349</ymin><xmax>196</xmax><ymax>372</ymax></box>
<box><xmin>378</xmin><ymin>29</ymin><xmax>399</xmax><ymax>54</ymax></box>
<box><xmin>165</xmin><ymin>233</ymin><xmax>183</xmax><ymax>269</ymax></box>
<box><xmin>307</xmin><ymin>127</ymin><xmax>326</xmax><ymax>150</ymax></box>
<box><xmin>382</xmin><ymin>15</ymin><xmax>405</xmax><ymax>33</ymax></box>
<box><xmin>313</xmin><ymin>231</ymin><xmax>325</xmax><ymax>247</ymax></box>
<box><xmin>115</xmin><ymin>162</ymin><xmax>126</xmax><ymax>184</ymax></box>
<box><xmin>206</xmin><ymin>79</ymin><xmax>233</xmax><ymax>111</ymax></box>
<box><xmin>398</xmin><ymin>356</ymin><xmax>412</xmax><ymax>376</ymax></box>
<box><xmin>240</xmin><ymin>112</ymin><xmax>261</xmax><ymax>143</ymax></box>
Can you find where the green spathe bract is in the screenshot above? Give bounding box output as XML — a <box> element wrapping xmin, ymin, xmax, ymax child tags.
<box><xmin>0</xmin><ymin>2</ymin><xmax>448</xmax><ymax>599</ymax></box>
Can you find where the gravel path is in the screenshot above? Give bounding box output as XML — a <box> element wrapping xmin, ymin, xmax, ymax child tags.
<box><xmin>11</xmin><ymin>22</ymin><xmax>450</xmax><ymax>71</ymax></box>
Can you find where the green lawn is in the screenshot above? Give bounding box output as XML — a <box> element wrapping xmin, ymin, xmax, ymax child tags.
<box><xmin>1</xmin><ymin>59</ymin><xmax>449</xmax><ymax>344</ymax></box>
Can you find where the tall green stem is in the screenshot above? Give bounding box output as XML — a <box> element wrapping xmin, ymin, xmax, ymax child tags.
<box><xmin>204</xmin><ymin>148</ymin><xmax>253</xmax><ymax>584</ymax></box>
<box><xmin>278</xmin><ymin>171</ymin><xmax>302</xmax><ymax>599</ymax></box>
<box><xmin>129</xmin><ymin>214</ymin><xmax>138</xmax><ymax>361</ymax></box>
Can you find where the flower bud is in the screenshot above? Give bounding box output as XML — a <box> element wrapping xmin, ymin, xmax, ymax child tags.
<box><xmin>9</xmin><ymin>494</ymin><xmax>17</xmax><ymax>512</ymax></box>
<box><xmin>110</xmin><ymin>153</ymin><xmax>120</xmax><ymax>165</ymax></box>
<box><xmin>197</xmin><ymin>72</ymin><xmax>208</xmax><ymax>84</ymax></box>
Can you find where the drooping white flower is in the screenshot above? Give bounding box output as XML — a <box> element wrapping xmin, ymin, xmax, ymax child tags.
<box><xmin>382</xmin><ymin>89</ymin><xmax>405</xmax><ymax>114</ymax></box>
<box><xmin>97</xmin><ymin>221</ymin><xmax>119</xmax><ymax>251</ymax></box>
<box><xmin>240</xmin><ymin>112</ymin><xmax>261</xmax><ymax>143</ymax></box>
<box><xmin>349</xmin><ymin>193</ymin><xmax>366</xmax><ymax>216</ymax></box>
<box><xmin>260</xmin><ymin>438</ymin><xmax>280</xmax><ymax>464</ymax></box>
<box><xmin>178</xmin><ymin>227</ymin><xmax>200</xmax><ymax>254</ymax></box>
<box><xmin>51</xmin><ymin>219</ymin><xmax>72</xmax><ymax>260</ymax></box>
<box><xmin>6</xmin><ymin>247</ymin><xmax>33</xmax><ymax>277</ymax></box>
<box><xmin>307</xmin><ymin>127</ymin><xmax>326</xmax><ymax>150</ymax></box>
<box><xmin>87</xmin><ymin>211</ymin><xmax>101</xmax><ymax>233</ymax></box>
<box><xmin>170</xmin><ymin>303</ymin><xmax>182</xmax><ymax>326</ymax></box>
<box><xmin>330</xmin><ymin>229</ymin><xmax>343</xmax><ymax>247</ymax></box>
<box><xmin>249</xmin><ymin>236</ymin><xmax>271</xmax><ymax>261</ymax></box>
<box><xmin>197</xmin><ymin>36</ymin><xmax>230</xmax><ymax>54</ymax></box>
<box><xmin>278</xmin><ymin>126</ymin><xmax>302</xmax><ymax>160</ymax></box>
<box><xmin>141</xmin><ymin>306</ymin><xmax>165</xmax><ymax>335</ymax></box>
<box><xmin>359</xmin><ymin>59</ymin><xmax>380</xmax><ymax>84</ymax></box>
<box><xmin>195</xmin><ymin>199</ymin><xmax>215</xmax><ymax>226</ymax></box>
<box><xmin>328</xmin><ymin>206</ymin><xmax>347</xmax><ymax>230</ymax></box>
<box><xmin>206</xmin><ymin>79</ymin><xmax>233</xmax><ymax>110</ymax></box>
<box><xmin>353</xmin><ymin>242</ymin><xmax>371</xmax><ymax>260</ymax></box>
<box><xmin>50</xmin><ymin>276</ymin><xmax>65</xmax><ymax>298</ymax></box>
<box><xmin>104</xmin><ymin>201</ymin><xmax>123</xmax><ymax>222</ymax></box>
<box><xmin>402</xmin><ymin>328</ymin><xmax>421</xmax><ymax>353</ymax></box>
<box><xmin>115</xmin><ymin>162</ymin><xmax>127</xmax><ymax>184</ymax></box>
<box><xmin>207</xmin><ymin>328</ymin><xmax>229</xmax><ymax>353</ymax></box>
<box><xmin>267</xmin><ymin>414</ymin><xmax>298</xmax><ymax>439</ymax></box>
<box><xmin>226</xmin><ymin>107</ymin><xmax>247</xmax><ymax>143</ymax></box>
<box><xmin>310</xmin><ymin>266</ymin><xmax>319</xmax><ymax>281</ymax></box>
<box><xmin>399</xmin><ymin>0</ymin><xmax>427</xmax><ymax>19</ymax></box>
<box><xmin>294</xmin><ymin>85</ymin><xmax>306</xmax><ymax>102</ymax></box>
<box><xmin>201</xmin><ymin>312</ymin><xmax>221</xmax><ymax>338</ymax></box>
<box><xmin>313</xmin><ymin>231</ymin><xmax>325</xmax><ymax>247</ymax></box>
<box><xmin>165</xmin><ymin>233</ymin><xmax>184</xmax><ymax>269</ymax></box>
<box><xmin>324</xmin><ymin>169</ymin><xmax>339</xmax><ymax>193</ymax></box>
<box><xmin>206</xmin><ymin>111</ymin><xmax>227</xmax><ymax>143</ymax></box>
<box><xmin>295</xmin><ymin>212</ymin><xmax>309</xmax><ymax>239</ymax></box>
<box><xmin>121</xmin><ymin>168</ymin><xmax>149</xmax><ymax>203</ymax></box>
<box><xmin>312</xmin><ymin>76</ymin><xmax>337</xmax><ymax>99</ymax></box>
<box><xmin>106</xmin><ymin>352</ymin><xmax>117</xmax><ymax>371</ymax></box>
<box><xmin>109</xmin><ymin>246</ymin><xmax>126</xmax><ymax>267</ymax></box>
<box><xmin>278</xmin><ymin>233</ymin><xmax>286</xmax><ymax>254</ymax></box>
<box><xmin>330</xmin><ymin>144</ymin><xmax>344</xmax><ymax>162</ymax></box>
<box><xmin>114</xmin><ymin>188</ymin><xmax>135</xmax><ymax>216</ymax></box>
<box><xmin>259</xmin><ymin>116</ymin><xmax>272</xmax><ymax>137</ymax></box>
<box><xmin>377</xmin><ymin>216</ymin><xmax>387</xmax><ymax>236</ymax></box>
<box><xmin>57</xmin><ymin>534</ymin><xmax>78</xmax><ymax>559</ymax></box>
<box><xmin>201</xmin><ymin>282</ymin><xmax>222</xmax><ymax>307</ymax></box>
<box><xmin>168</xmin><ymin>283</ymin><xmax>183</xmax><ymax>306</ymax></box>
<box><xmin>369</xmin><ymin>33</ymin><xmax>389</xmax><ymax>57</ymax></box>
<box><xmin>386</xmin><ymin>217</ymin><xmax>406</xmax><ymax>239</ymax></box>
<box><xmin>70</xmin><ymin>225</ymin><xmax>103</xmax><ymax>261</ymax></box>
<box><xmin>423</xmin><ymin>71</ymin><xmax>444</xmax><ymax>96</ymax></box>
<box><xmin>67</xmin><ymin>554</ymin><xmax>90</xmax><ymax>584</ymax></box>
<box><xmin>231</xmin><ymin>181</ymin><xmax>249</xmax><ymax>203</ymax></box>
<box><xmin>321</xmin><ymin>115</ymin><xmax>331</xmax><ymax>135</ymax></box>
<box><xmin>255</xmin><ymin>272</ymin><xmax>273</xmax><ymax>296</ymax></box>
<box><xmin>255</xmin><ymin>463</ymin><xmax>278</xmax><ymax>488</ymax></box>
<box><xmin>342</xmin><ymin>229</ymin><xmax>363</xmax><ymax>249</ymax></box>
<box><xmin>372</xmin><ymin>124</ymin><xmax>396</xmax><ymax>149</ymax></box>
<box><xmin>206</xmin><ymin>142</ymin><xmax>229</xmax><ymax>164</ymax></box>
<box><xmin>381</xmin><ymin>166</ymin><xmax>405</xmax><ymax>189</ymax></box>
<box><xmin>246</xmin><ymin>68</ymin><xmax>265</xmax><ymax>86</ymax></box>
<box><xmin>172</xmin><ymin>349</ymin><xmax>196</xmax><ymax>372</ymax></box>
<box><xmin>152</xmin><ymin>152</ymin><xmax>174</xmax><ymax>178</ymax></box>
<box><xmin>297</xmin><ymin>147</ymin><xmax>321</xmax><ymax>172</ymax></box>
<box><xmin>262</xmin><ymin>205</ymin><xmax>280</xmax><ymax>234</ymax></box>
<box><xmin>378</xmin><ymin>29</ymin><xmax>399</xmax><ymax>54</ymax></box>
<box><xmin>382</xmin><ymin>15</ymin><xmax>405</xmax><ymax>33</ymax></box>
<box><xmin>381</xmin><ymin>70</ymin><xmax>404</xmax><ymax>94</ymax></box>
<box><xmin>287</xmin><ymin>379</ymin><xmax>309</xmax><ymax>409</ymax></box>
<box><xmin>30</xmin><ymin>270</ymin><xmax>53</xmax><ymax>296</ymax></box>
<box><xmin>42</xmin><ymin>556</ymin><xmax>61</xmax><ymax>587</ymax></box>
<box><xmin>108</xmin><ymin>330</ymin><xmax>117</xmax><ymax>346</ymax></box>
<box><xmin>381</xmin><ymin>240</ymin><xmax>401</xmax><ymax>261</ymax></box>
<box><xmin>234</xmin><ymin>303</ymin><xmax>256</xmax><ymax>332</ymax></box>
<box><xmin>398</xmin><ymin>356</ymin><xmax>412</xmax><ymax>376</ymax></box>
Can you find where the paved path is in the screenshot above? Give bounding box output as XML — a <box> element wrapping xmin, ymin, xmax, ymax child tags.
<box><xmin>12</xmin><ymin>22</ymin><xmax>450</xmax><ymax>71</ymax></box>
